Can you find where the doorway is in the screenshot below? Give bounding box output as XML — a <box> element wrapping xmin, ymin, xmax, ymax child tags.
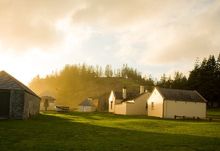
<box><xmin>0</xmin><ymin>90</ymin><xmax>10</xmax><ymax>118</ymax></box>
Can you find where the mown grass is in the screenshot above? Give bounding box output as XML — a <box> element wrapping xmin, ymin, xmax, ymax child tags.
<box><xmin>208</xmin><ymin>108</ymin><xmax>220</xmax><ymax>118</ymax></box>
<box><xmin>0</xmin><ymin>111</ymin><xmax>220</xmax><ymax>151</ymax></box>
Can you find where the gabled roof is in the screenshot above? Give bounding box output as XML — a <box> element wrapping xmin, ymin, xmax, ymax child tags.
<box><xmin>114</xmin><ymin>91</ymin><xmax>139</xmax><ymax>101</ymax></box>
<box><xmin>0</xmin><ymin>71</ymin><xmax>40</xmax><ymax>98</ymax></box>
<box><xmin>79</xmin><ymin>99</ymin><xmax>95</xmax><ymax>107</ymax></box>
<box><xmin>41</xmin><ymin>96</ymin><xmax>56</xmax><ymax>102</ymax></box>
<box><xmin>156</xmin><ymin>87</ymin><xmax>207</xmax><ymax>103</ymax></box>
<box><xmin>113</xmin><ymin>90</ymin><xmax>147</xmax><ymax>101</ymax></box>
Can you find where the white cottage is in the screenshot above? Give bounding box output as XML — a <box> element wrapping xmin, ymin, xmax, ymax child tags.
<box><xmin>109</xmin><ymin>86</ymin><xmax>150</xmax><ymax>115</ymax></box>
<box><xmin>147</xmin><ymin>87</ymin><xmax>207</xmax><ymax>119</ymax></box>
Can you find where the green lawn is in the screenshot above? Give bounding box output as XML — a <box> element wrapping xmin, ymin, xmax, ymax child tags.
<box><xmin>207</xmin><ymin>108</ymin><xmax>220</xmax><ymax>118</ymax></box>
<box><xmin>0</xmin><ymin>111</ymin><xmax>220</xmax><ymax>151</ymax></box>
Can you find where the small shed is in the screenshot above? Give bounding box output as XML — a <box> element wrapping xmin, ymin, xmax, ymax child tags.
<box><xmin>0</xmin><ymin>71</ymin><xmax>40</xmax><ymax>119</ymax></box>
<box><xmin>78</xmin><ymin>98</ymin><xmax>96</xmax><ymax>112</ymax></box>
<box><xmin>40</xmin><ymin>96</ymin><xmax>56</xmax><ymax>111</ymax></box>
<box><xmin>147</xmin><ymin>87</ymin><xmax>207</xmax><ymax>119</ymax></box>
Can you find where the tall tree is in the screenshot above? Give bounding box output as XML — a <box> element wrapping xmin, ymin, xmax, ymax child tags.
<box><xmin>188</xmin><ymin>54</ymin><xmax>220</xmax><ymax>107</ymax></box>
<box><xmin>105</xmin><ymin>65</ymin><xmax>113</xmax><ymax>77</ymax></box>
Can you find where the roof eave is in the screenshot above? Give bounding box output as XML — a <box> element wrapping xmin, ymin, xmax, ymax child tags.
<box><xmin>194</xmin><ymin>90</ymin><xmax>208</xmax><ymax>103</ymax></box>
<box><xmin>24</xmin><ymin>90</ymin><xmax>41</xmax><ymax>99</ymax></box>
<box><xmin>155</xmin><ymin>87</ymin><xmax>166</xmax><ymax>100</ymax></box>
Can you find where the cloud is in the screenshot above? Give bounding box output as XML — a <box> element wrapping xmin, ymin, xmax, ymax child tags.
<box><xmin>72</xmin><ymin>0</ymin><xmax>188</xmax><ymax>28</ymax></box>
<box><xmin>139</xmin><ymin>0</ymin><xmax>220</xmax><ymax>65</ymax></box>
<box><xmin>71</xmin><ymin>0</ymin><xmax>220</xmax><ymax>65</ymax></box>
<box><xmin>0</xmin><ymin>0</ymin><xmax>81</xmax><ymax>52</ymax></box>
<box><xmin>147</xmin><ymin>34</ymin><xmax>219</xmax><ymax>64</ymax></box>
<box><xmin>150</xmin><ymin>0</ymin><xmax>220</xmax><ymax>63</ymax></box>
<box><xmin>0</xmin><ymin>0</ymin><xmax>220</xmax><ymax>83</ymax></box>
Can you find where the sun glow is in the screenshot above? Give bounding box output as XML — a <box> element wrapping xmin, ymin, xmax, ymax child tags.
<box><xmin>0</xmin><ymin>48</ymin><xmax>58</xmax><ymax>85</ymax></box>
<box><xmin>0</xmin><ymin>0</ymin><xmax>219</xmax><ymax>86</ymax></box>
<box><xmin>55</xmin><ymin>18</ymin><xmax>70</xmax><ymax>32</ymax></box>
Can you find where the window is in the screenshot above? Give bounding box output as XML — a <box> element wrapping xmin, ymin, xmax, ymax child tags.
<box><xmin>111</xmin><ymin>101</ymin><xmax>113</xmax><ymax>109</ymax></box>
<box><xmin>151</xmin><ymin>102</ymin><xmax>154</xmax><ymax>110</ymax></box>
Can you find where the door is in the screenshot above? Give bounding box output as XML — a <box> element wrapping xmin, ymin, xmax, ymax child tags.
<box><xmin>0</xmin><ymin>90</ymin><xmax>10</xmax><ymax>118</ymax></box>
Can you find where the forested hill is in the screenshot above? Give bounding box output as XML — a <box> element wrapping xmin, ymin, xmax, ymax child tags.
<box><xmin>29</xmin><ymin>53</ymin><xmax>220</xmax><ymax>108</ymax></box>
<box><xmin>29</xmin><ymin>64</ymin><xmax>154</xmax><ymax>108</ymax></box>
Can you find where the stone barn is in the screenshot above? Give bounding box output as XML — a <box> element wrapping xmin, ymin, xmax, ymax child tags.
<box><xmin>0</xmin><ymin>71</ymin><xmax>40</xmax><ymax>119</ymax></box>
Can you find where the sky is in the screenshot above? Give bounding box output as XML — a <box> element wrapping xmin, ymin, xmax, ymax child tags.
<box><xmin>0</xmin><ymin>0</ymin><xmax>219</xmax><ymax>84</ymax></box>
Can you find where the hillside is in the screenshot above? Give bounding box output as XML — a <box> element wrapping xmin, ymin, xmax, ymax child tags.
<box><xmin>29</xmin><ymin>76</ymin><xmax>153</xmax><ymax>109</ymax></box>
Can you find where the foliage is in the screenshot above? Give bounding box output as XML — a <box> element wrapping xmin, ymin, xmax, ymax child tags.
<box><xmin>157</xmin><ymin>53</ymin><xmax>220</xmax><ymax>107</ymax></box>
<box><xmin>157</xmin><ymin>72</ymin><xmax>188</xmax><ymax>89</ymax></box>
<box><xmin>29</xmin><ymin>64</ymin><xmax>154</xmax><ymax>108</ymax></box>
<box><xmin>29</xmin><ymin>53</ymin><xmax>220</xmax><ymax>107</ymax></box>
<box><xmin>188</xmin><ymin>54</ymin><xmax>220</xmax><ymax>106</ymax></box>
<box><xmin>104</xmin><ymin>65</ymin><xmax>113</xmax><ymax>77</ymax></box>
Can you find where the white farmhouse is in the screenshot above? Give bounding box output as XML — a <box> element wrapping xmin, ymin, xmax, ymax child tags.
<box><xmin>109</xmin><ymin>86</ymin><xmax>150</xmax><ymax>115</ymax></box>
<box><xmin>147</xmin><ymin>87</ymin><xmax>207</xmax><ymax>119</ymax></box>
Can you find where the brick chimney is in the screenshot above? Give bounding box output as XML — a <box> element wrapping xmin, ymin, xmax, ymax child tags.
<box><xmin>140</xmin><ymin>85</ymin><xmax>145</xmax><ymax>94</ymax></box>
<box><xmin>122</xmin><ymin>87</ymin><xmax>127</xmax><ymax>99</ymax></box>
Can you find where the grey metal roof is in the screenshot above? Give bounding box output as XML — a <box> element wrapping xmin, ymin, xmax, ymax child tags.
<box><xmin>113</xmin><ymin>90</ymin><xmax>149</xmax><ymax>101</ymax></box>
<box><xmin>156</xmin><ymin>87</ymin><xmax>207</xmax><ymax>103</ymax></box>
<box><xmin>114</xmin><ymin>91</ymin><xmax>139</xmax><ymax>101</ymax></box>
<box><xmin>0</xmin><ymin>71</ymin><xmax>40</xmax><ymax>98</ymax></box>
<box><xmin>79</xmin><ymin>99</ymin><xmax>95</xmax><ymax>107</ymax></box>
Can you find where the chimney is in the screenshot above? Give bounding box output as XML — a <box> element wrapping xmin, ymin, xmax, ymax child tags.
<box><xmin>122</xmin><ymin>87</ymin><xmax>127</xmax><ymax>99</ymax></box>
<box><xmin>140</xmin><ymin>85</ymin><xmax>145</xmax><ymax>94</ymax></box>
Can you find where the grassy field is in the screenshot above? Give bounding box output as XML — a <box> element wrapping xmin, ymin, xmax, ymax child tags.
<box><xmin>207</xmin><ymin>108</ymin><xmax>220</xmax><ymax>118</ymax></box>
<box><xmin>0</xmin><ymin>111</ymin><xmax>220</xmax><ymax>151</ymax></box>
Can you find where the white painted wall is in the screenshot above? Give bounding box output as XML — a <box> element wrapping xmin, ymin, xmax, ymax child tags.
<box><xmin>147</xmin><ymin>88</ymin><xmax>164</xmax><ymax>118</ymax></box>
<box><xmin>109</xmin><ymin>91</ymin><xmax>116</xmax><ymax>113</ymax></box>
<box><xmin>114</xmin><ymin>93</ymin><xmax>149</xmax><ymax>115</ymax></box>
<box><xmin>114</xmin><ymin>103</ymin><xmax>126</xmax><ymax>115</ymax></box>
<box><xmin>164</xmin><ymin>100</ymin><xmax>206</xmax><ymax>118</ymax></box>
<box><xmin>109</xmin><ymin>91</ymin><xmax>123</xmax><ymax>113</ymax></box>
<box><xmin>126</xmin><ymin>93</ymin><xmax>149</xmax><ymax>115</ymax></box>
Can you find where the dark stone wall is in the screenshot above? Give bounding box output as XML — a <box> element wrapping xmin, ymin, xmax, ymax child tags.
<box><xmin>10</xmin><ymin>90</ymin><xmax>24</xmax><ymax>119</ymax></box>
<box><xmin>23</xmin><ymin>92</ymin><xmax>40</xmax><ymax>119</ymax></box>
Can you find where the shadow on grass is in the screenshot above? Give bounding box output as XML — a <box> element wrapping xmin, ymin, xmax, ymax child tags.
<box><xmin>41</xmin><ymin>111</ymin><xmax>151</xmax><ymax>122</ymax></box>
<box><xmin>43</xmin><ymin>111</ymin><xmax>220</xmax><ymax>123</ymax></box>
<box><xmin>0</xmin><ymin>113</ymin><xmax>219</xmax><ymax>151</ymax></box>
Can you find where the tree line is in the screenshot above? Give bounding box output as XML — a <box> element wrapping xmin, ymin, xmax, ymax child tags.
<box><xmin>30</xmin><ymin>53</ymin><xmax>220</xmax><ymax>107</ymax></box>
<box><xmin>157</xmin><ymin>54</ymin><xmax>220</xmax><ymax>107</ymax></box>
<box><xmin>29</xmin><ymin>64</ymin><xmax>154</xmax><ymax>107</ymax></box>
